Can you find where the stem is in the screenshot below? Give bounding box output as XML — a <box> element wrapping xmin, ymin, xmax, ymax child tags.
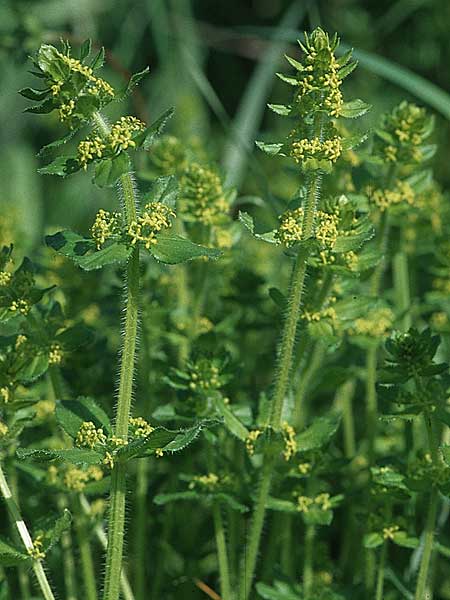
<box><xmin>335</xmin><ymin>379</ymin><xmax>356</xmax><ymax>458</ymax></box>
<box><xmin>414</xmin><ymin>413</ymin><xmax>439</xmax><ymax>600</ymax></box>
<box><xmin>375</xmin><ymin>542</ymin><xmax>387</xmax><ymax>600</ymax></box>
<box><xmin>271</xmin><ymin>172</ymin><xmax>322</xmax><ymax>430</ymax></box>
<box><xmin>303</xmin><ymin>524</ymin><xmax>315</xmax><ymax>598</ymax></box>
<box><xmin>213</xmin><ymin>503</ymin><xmax>233</xmax><ymax>600</ymax></box>
<box><xmin>0</xmin><ymin>463</ymin><xmax>56</xmax><ymax>600</ymax></box>
<box><xmin>393</xmin><ymin>248</ymin><xmax>412</xmax><ymax>332</ymax></box>
<box><xmin>293</xmin><ymin>340</ymin><xmax>326</xmax><ymax>429</ymax></box>
<box><xmin>93</xmin><ymin>111</ymin><xmax>141</xmax><ymax>600</ymax></box>
<box><xmin>57</xmin><ymin>496</ymin><xmax>77</xmax><ymax>600</ymax></box>
<box><xmin>134</xmin><ymin>459</ymin><xmax>149</xmax><ymax>600</ymax></box>
<box><xmin>80</xmin><ymin>495</ymin><xmax>135</xmax><ymax>600</ymax></box>
<box><xmin>75</xmin><ymin>506</ymin><xmax>98</xmax><ymax>600</ymax></box>
<box><xmin>238</xmin><ymin>459</ymin><xmax>274</xmax><ymax>600</ymax></box>
<box><xmin>366</xmin><ymin>344</ymin><xmax>378</xmax><ymax>463</ymax></box>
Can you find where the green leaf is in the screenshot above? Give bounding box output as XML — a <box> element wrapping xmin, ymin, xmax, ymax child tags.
<box><xmin>284</xmin><ymin>54</ymin><xmax>304</xmax><ymax>72</ymax></box>
<box><xmin>135</xmin><ymin>108</ymin><xmax>174</xmax><ymax>150</ymax></box>
<box><xmin>267</xmin><ymin>103</ymin><xmax>291</xmax><ymax>116</ymax></box>
<box><xmin>296</xmin><ymin>413</ymin><xmax>342</xmax><ymax>452</ymax></box>
<box><xmin>37</xmin><ymin>155</ymin><xmax>80</xmax><ymax>177</ymax></box>
<box><xmin>143</xmin><ymin>175</ymin><xmax>178</xmax><ymax>208</ymax></box>
<box><xmin>117</xmin><ymin>66</ymin><xmax>150</xmax><ymax>100</ymax></box>
<box><xmin>215</xmin><ymin>493</ymin><xmax>248</xmax><ymax>513</ymax></box>
<box><xmin>45</xmin><ymin>230</ymin><xmax>92</xmax><ymax>258</ymax></box>
<box><xmin>276</xmin><ymin>73</ymin><xmax>298</xmax><ymax>86</ymax></box>
<box><xmin>338</xmin><ymin>60</ymin><xmax>358</xmax><ymax>80</ymax></box>
<box><xmin>117</xmin><ymin>420</ymin><xmax>218</xmax><ymax>461</ymax></box>
<box><xmin>56</xmin><ymin>396</ymin><xmax>112</xmax><ymax>439</ymax></box>
<box><xmin>0</xmin><ymin>538</ymin><xmax>30</xmax><ymax>567</ymax></box>
<box><xmin>79</xmin><ymin>39</ymin><xmax>92</xmax><ymax>61</ymax></box>
<box><xmin>212</xmin><ymin>394</ymin><xmax>249</xmax><ymax>441</ymax></box>
<box><xmin>333</xmin><ymin>217</ymin><xmax>374</xmax><ymax>253</ymax></box>
<box><xmin>75</xmin><ymin>242</ymin><xmax>132</xmax><ymax>271</ymax></box>
<box><xmin>303</xmin><ymin>506</ymin><xmax>333</xmax><ymax>526</ymax></box>
<box><xmin>256</xmin><ymin>580</ymin><xmax>302</xmax><ymax>600</ymax></box>
<box><xmin>43</xmin><ymin>509</ymin><xmax>72</xmax><ymax>552</ymax></box>
<box><xmin>392</xmin><ymin>531</ymin><xmax>419</xmax><ymax>549</ymax></box>
<box><xmin>16</xmin><ymin>353</ymin><xmax>49</xmax><ymax>382</ymax></box>
<box><xmin>17</xmin><ymin>447</ymin><xmax>104</xmax><ymax>465</ymax></box>
<box><xmin>19</xmin><ymin>87</ymin><xmax>49</xmax><ymax>101</ymax></box>
<box><xmin>266</xmin><ymin>497</ymin><xmax>297</xmax><ymax>514</ymax></box>
<box><xmin>154</xmin><ymin>491</ymin><xmax>199</xmax><ymax>505</ymax></box>
<box><xmin>149</xmin><ymin>234</ymin><xmax>221</xmax><ymax>264</ymax></box>
<box><xmin>94</xmin><ymin>154</ymin><xmax>131</xmax><ymax>188</ymax></box>
<box><xmin>363</xmin><ymin>532</ymin><xmax>384</xmax><ymax>548</ymax></box>
<box><xmin>255</xmin><ymin>141</ymin><xmax>284</xmax><ymax>156</ymax></box>
<box><xmin>90</xmin><ymin>47</ymin><xmax>105</xmax><ymax>70</ymax></box>
<box><xmin>238</xmin><ymin>211</ymin><xmax>278</xmax><ymax>244</ymax></box>
<box><xmin>37</xmin><ymin>129</ymin><xmax>79</xmax><ymax>158</ymax></box>
<box><xmin>339</xmin><ymin>99</ymin><xmax>371</xmax><ymax>119</ymax></box>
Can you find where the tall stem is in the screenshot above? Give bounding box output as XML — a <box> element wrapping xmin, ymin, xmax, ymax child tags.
<box><xmin>239</xmin><ymin>172</ymin><xmax>322</xmax><ymax>600</ymax></box>
<box><xmin>75</xmin><ymin>502</ymin><xmax>98</xmax><ymax>600</ymax></box>
<box><xmin>303</xmin><ymin>524</ymin><xmax>315</xmax><ymax>598</ymax></box>
<box><xmin>375</xmin><ymin>542</ymin><xmax>387</xmax><ymax>600</ymax></box>
<box><xmin>93</xmin><ymin>111</ymin><xmax>140</xmax><ymax>600</ymax></box>
<box><xmin>213</xmin><ymin>503</ymin><xmax>233</xmax><ymax>600</ymax></box>
<box><xmin>414</xmin><ymin>413</ymin><xmax>439</xmax><ymax>600</ymax></box>
<box><xmin>0</xmin><ymin>463</ymin><xmax>56</xmax><ymax>600</ymax></box>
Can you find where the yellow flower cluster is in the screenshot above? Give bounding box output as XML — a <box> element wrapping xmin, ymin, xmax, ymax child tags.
<box><xmin>315</xmin><ymin>210</ymin><xmax>339</xmax><ymax>248</ymax></box>
<box><xmin>78</xmin><ymin>136</ymin><xmax>106</xmax><ymax>170</ymax></box>
<box><xmin>276</xmin><ymin>207</ymin><xmax>304</xmax><ymax>247</ymax></box>
<box><xmin>304</xmin><ymin>306</ymin><xmax>337</xmax><ymax>323</ymax></box>
<box><xmin>189</xmin><ymin>472</ymin><xmax>219</xmax><ymax>491</ymax></box>
<box><xmin>282</xmin><ymin>422</ymin><xmax>297</xmax><ymax>461</ymax></box>
<box><xmin>34</xmin><ymin>400</ymin><xmax>55</xmax><ymax>420</ymax></box>
<box><xmin>369</xmin><ymin>180</ymin><xmax>415</xmax><ymax>212</ymax></box>
<box><xmin>58</xmin><ymin>99</ymin><xmax>75</xmax><ymax>122</ymax></box>
<box><xmin>128</xmin><ymin>202</ymin><xmax>175</xmax><ymax>249</ymax></box>
<box><xmin>179</xmin><ymin>163</ymin><xmax>229</xmax><ymax>225</ymax></box>
<box><xmin>48</xmin><ymin>343</ymin><xmax>63</xmax><ymax>365</ymax></box>
<box><xmin>109</xmin><ymin>116</ymin><xmax>146</xmax><ymax>153</ymax></box>
<box><xmin>28</xmin><ymin>535</ymin><xmax>45</xmax><ymax>560</ymax></box>
<box><xmin>91</xmin><ymin>209</ymin><xmax>122</xmax><ymax>249</ymax></box>
<box><xmin>297</xmin><ymin>492</ymin><xmax>331</xmax><ymax>513</ymax></box>
<box><xmin>294</xmin><ymin>29</ymin><xmax>343</xmax><ymax>116</ymax></box>
<box><xmin>155</xmin><ymin>448</ymin><xmax>164</xmax><ymax>458</ymax></box>
<box><xmin>129</xmin><ymin>416</ymin><xmax>154</xmax><ymax>437</ymax></box>
<box><xmin>246</xmin><ymin>429</ymin><xmax>262</xmax><ymax>456</ymax></box>
<box><xmin>0</xmin><ymin>271</ymin><xmax>11</xmax><ymax>286</ymax></box>
<box><xmin>0</xmin><ymin>421</ymin><xmax>8</xmax><ymax>437</ymax></box>
<box><xmin>64</xmin><ymin>465</ymin><xmax>103</xmax><ymax>492</ymax></box>
<box><xmin>344</xmin><ymin>250</ymin><xmax>359</xmax><ymax>271</ymax></box>
<box><xmin>108</xmin><ymin>435</ymin><xmax>128</xmax><ymax>448</ymax></box>
<box><xmin>75</xmin><ymin>421</ymin><xmax>107</xmax><ymax>449</ymax></box>
<box><xmin>9</xmin><ymin>299</ymin><xmax>30</xmax><ymax>315</ymax></box>
<box><xmin>188</xmin><ymin>364</ymin><xmax>220</xmax><ymax>391</ymax></box>
<box><xmin>149</xmin><ymin>135</ymin><xmax>188</xmax><ymax>175</ymax></box>
<box><xmin>351</xmin><ymin>307</ymin><xmax>394</xmax><ymax>338</ymax></box>
<box><xmin>382</xmin><ymin>525</ymin><xmax>400</xmax><ymax>540</ymax></box>
<box><xmin>290</xmin><ymin>136</ymin><xmax>342</xmax><ymax>165</ymax></box>
<box><xmin>0</xmin><ymin>386</ymin><xmax>10</xmax><ymax>403</ymax></box>
<box><xmin>298</xmin><ymin>462</ymin><xmax>311</xmax><ymax>475</ymax></box>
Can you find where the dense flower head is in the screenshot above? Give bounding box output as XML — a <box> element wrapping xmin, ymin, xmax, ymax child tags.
<box><xmin>291</xmin><ymin>29</ymin><xmax>343</xmax><ymax>117</ymax></box>
<box><xmin>128</xmin><ymin>202</ymin><xmax>175</xmax><ymax>249</ymax></box>
<box><xmin>91</xmin><ymin>209</ymin><xmax>122</xmax><ymax>249</ymax></box>
<box><xmin>350</xmin><ymin>307</ymin><xmax>394</xmax><ymax>338</ymax></box>
<box><xmin>276</xmin><ymin>207</ymin><xmax>304</xmax><ymax>247</ymax></box>
<box><xmin>374</xmin><ymin>101</ymin><xmax>434</xmax><ymax>165</ymax></box>
<box><xmin>75</xmin><ymin>421</ymin><xmax>107</xmax><ymax>449</ymax></box>
<box><xmin>129</xmin><ymin>416</ymin><xmax>154</xmax><ymax>437</ymax></box>
<box><xmin>367</xmin><ymin>180</ymin><xmax>415</xmax><ymax>212</ymax></box>
<box><xmin>290</xmin><ymin>136</ymin><xmax>342</xmax><ymax>166</ymax></box>
<box><xmin>148</xmin><ymin>135</ymin><xmax>188</xmax><ymax>175</ymax></box>
<box><xmin>179</xmin><ymin>163</ymin><xmax>229</xmax><ymax>225</ymax></box>
<box><xmin>33</xmin><ymin>43</ymin><xmax>116</xmax><ymax>128</ymax></box>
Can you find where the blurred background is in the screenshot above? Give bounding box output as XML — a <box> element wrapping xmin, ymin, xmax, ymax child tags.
<box><xmin>1</xmin><ymin>0</ymin><xmax>449</xmax><ymax>253</ymax></box>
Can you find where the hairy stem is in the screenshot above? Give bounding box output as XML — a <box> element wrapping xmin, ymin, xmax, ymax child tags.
<box><xmin>393</xmin><ymin>248</ymin><xmax>412</xmax><ymax>332</ymax></box>
<box><xmin>303</xmin><ymin>524</ymin><xmax>315</xmax><ymax>598</ymax></box>
<box><xmin>93</xmin><ymin>111</ymin><xmax>140</xmax><ymax>600</ymax></box>
<box><xmin>74</xmin><ymin>501</ymin><xmax>98</xmax><ymax>600</ymax></box>
<box><xmin>0</xmin><ymin>463</ymin><xmax>56</xmax><ymax>600</ymax></box>
<box><xmin>375</xmin><ymin>542</ymin><xmax>387</xmax><ymax>600</ymax></box>
<box><xmin>213</xmin><ymin>503</ymin><xmax>233</xmax><ymax>600</ymax></box>
<box><xmin>335</xmin><ymin>379</ymin><xmax>356</xmax><ymax>458</ymax></box>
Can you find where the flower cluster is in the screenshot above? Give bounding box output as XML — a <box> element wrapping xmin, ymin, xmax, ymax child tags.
<box><xmin>28</xmin><ymin>535</ymin><xmax>46</xmax><ymax>560</ymax></box>
<box><xmin>77</xmin><ymin>135</ymin><xmax>106</xmax><ymax>170</ymax></box>
<box><xmin>290</xmin><ymin>136</ymin><xmax>342</xmax><ymax>165</ymax></box>
<box><xmin>350</xmin><ymin>307</ymin><xmax>394</xmax><ymax>338</ymax></box>
<box><xmin>91</xmin><ymin>209</ymin><xmax>122</xmax><ymax>249</ymax></box>
<box><xmin>276</xmin><ymin>207</ymin><xmax>304</xmax><ymax>247</ymax></box>
<box><xmin>246</xmin><ymin>429</ymin><xmax>262</xmax><ymax>456</ymax></box>
<box><xmin>282</xmin><ymin>422</ymin><xmax>297</xmax><ymax>461</ymax></box>
<box><xmin>374</xmin><ymin>101</ymin><xmax>434</xmax><ymax>165</ymax></box>
<box><xmin>129</xmin><ymin>416</ymin><xmax>154</xmax><ymax>437</ymax></box>
<box><xmin>368</xmin><ymin>180</ymin><xmax>415</xmax><ymax>212</ymax></box>
<box><xmin>187</xmin><ymin>359</ymin><xmax>223</xmax><ymax>393</ymax></box>
<box><xmin>148</xmin><ymin>135</ymin><xmax>188</xmax><ymax>175</ymax></box>
<box><xmin>189</xmin><ymin>472</ymin><xmax>220</xmax><ymax>491</ymax></box>
<box><xmin>75</xmin><ymin>421</ymin><xmax>107</xmax><ymax>449</ymax></box>
<box><xmin>179</xmin><ymin>163</ymin><xmax>229</xmax><ymax>225</ymax></box>
<box><xmin>297</xmin><ymin>492</ymin><xmax>332</xmax><ymax>513</ymax></box>
<box><xmin>62</xmin><ymin>465</ymin><xmax>104</xmax><ymax>492</ymax></box>
<box><xmin>128</xmin><ymin>202</ymin><xmax>175</xmax><ymax>249</ymax></box>
<box><xmin>48</xmin><ymin>343</ymin><xmax>63</xmax><ymax>365</ymax></box>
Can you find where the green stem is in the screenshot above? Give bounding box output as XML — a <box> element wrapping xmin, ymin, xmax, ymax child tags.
<box><xmin>93</xmin><ymin>111</ymin><xmax>140</xmax><ymax>600</ymax></box>
<box><xmin>74</xmin><ymin>499</ymin><xmax>98</xmax><ymax>600</ymax></box>
<box><xmin>414</xmin><ymin>413</ymin><xmax>439</xmax><ymax>600</ymax></box>
<box><xmin>303</xmin><ymin>524</ymin><xmax>315</xmax><ymax>598</ymax></box>
<box><xmin>366</xmin><ymin>344</ymin><xmax>378</xmax><ymax>463</ymax></box>
<box><xmin>393</xmin><ymin>249</ymin><xmax>412</xmax><ymax>332</ymax></box>
<box><xmin>238</xmin><ymin>459</ymin><xmax>274</xmax><ymax>600</ymax></box>
<box><xmin>375</xmin><ymin>542</ymin><xmax>387</xmax><ymax>600</ymax></box>
<box><xmin>134</xmin><ymin>459</ymin><xmax>149</xmax><ymax>600</ymax></box>
<box><xmin>213</xmin><ymin>503</ymin><xmax>233</xmax><ymax>600</ymax></box>
<box><xmin>293</xmin><ymin>340</ymin><xmax>326</xmax><ymax>429</ymax></box>
<box><xmin>0</xmin><ymin>463</ymin><xmax>56</xmax><ymax>600</ymax></box>
<box><xmin>56</xmin><ymin>496</ymin><xmax>77</xmax><ymax>600</ymax></box>
<box><xmin>335</xmin><ymin>379</ymin><xmax>356</xmax><ymax>458</ymax></box>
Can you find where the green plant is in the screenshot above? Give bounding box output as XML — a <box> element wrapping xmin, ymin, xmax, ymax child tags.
<box><xmin>1</xmin><ymin>21</ymin><xmax>450</xmax><ymax>600</ymax></box>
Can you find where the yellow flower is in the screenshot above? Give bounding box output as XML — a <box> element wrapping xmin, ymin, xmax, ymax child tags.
<box><xmin>75</xmin><ymin>421</ymin><xmax>107</xmax><ymax>449</ymax></box>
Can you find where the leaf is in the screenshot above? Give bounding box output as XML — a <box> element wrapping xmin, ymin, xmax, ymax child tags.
<box><xmin>154</xmin><ymin>491</ymin><xmax>199</xmax><ymax>505</ymax></box>
<box><xmin>338</xmin><ymin>60</ymin><xmax>358</xmax><ymax>80</ymax></box>
<box><xmin>56</xmin><ymin>396</ymin><xmax>112</xmax><ymax>439</ymax></box>
<box><xmin>238</xmin><ymin>211</ymin><xmax>278</xmax><ymax>244</ymax></box>
<box><xmin>16</xmin><ymin>353</ymin><xmax>49</xmax><ymax>382</ymax></box>
<box><xmin>215</xmin><ymin>493</ymin><xmax>248</xmax><ymax>513</ymax></box>
<box><xmin>266</xmin><ymin>497</ymin><xmax>298</xmax><ymax>514</ymax></box>
<box><xmin>339</xmin><ymin>99</ymin><xmax>371</xmax><ymax>119</ymax></box>
<box><xmin>43</xmin><ymin>509</ymin><xmax>72</xmax><ymax>552</ymax></box>
<box><xmin>363</xmin><ymin>532</ymin><xmax>384</xmax><ymax>548</ymax></box>
<box><xmin>0</xmin><ymin>538</ymin><xmax>30</xmax><ymax>567</ymax></box>
<box><xmin>90</xmin><ymin>47</ymin><xmax>105</xmax><ymax>70</ymax></box>
<box><xmin>75</xmin><ymin>242</ymin><xmax>132</xmax><ymax>271</ymax></box>
<box><xmin>392</xmin><ymin>531</ymin><xmax>419</xmax><ymax>549</ymax></box>
<box><xmin>212</xmin><ymin>394</ymin><xmax>249</xmax><ymax>441</ymax></box>
<box><xmin>17</xmin><ymin>448</ymin><xmax>104</xmax><ymax>465</ymax></box>
<box><xmin>267</xmin><ymin>104</ymin><xmax>291</xmax><ymax>116</ymax></box>
<box><xmin>135</xmin><ymin>108</ymin><xmax>174</xmax><ymax>150</ymax></box>
<box><xmin>149</xmin><ymin>234</ymin><xmax>221</xmax><ymax>264</ymax></box>
<box><xmin>94</xmin><ymin>154</ymin><xmax>131</xmax><ymax>188</ymax></box>
<box><xmin>79</xmin><ymin>39</ymin><xmax>92</xmax><ymax>62</ymax></box>
<box><xmin>117</xmin><ymin>420</ymin><xmax>218</xmax><ymax>461</ymax></box>
<box><xmin>296</xmin><ymin>413</ymin><xmax>342</xmax><ymax>452</ymax></box>
<box><xmin>117</xmin><ymin>66</ymin><xmax>150</xmax><ymax>100</ymax></box>
<box><xmin>143</xmin><ymin>175</ymin><xmax>178</xmax><ymax>208</ymax></box>
<box><xmin>285</xmin><ymin>54</ymin><xmax>304</xmax><ymax>72</ymax></box>
<box><xmin>440</xmin><ymin>445</ymin><xmax>450</xmax><ymax>467</ymax></box>
<box><xmin>37</xmin><ymin>129</ymin><xmax>80</xmax><ymax>158</ymax></box>
<box><xmin>255</xmin><ymin>141</ymin><xmax>284</xmax><ymax>156</ymax></box>
<box><xmin>303</xmin><ymin>506</ymin><xmax>333</xmax><ymax>526</ymax></box>
<box><xmin>269</xmin><ymin>287</ymin><xmax>287</xmax><ymax>310</ymax></box>
<box><xmin>19</xmin><ymin>87</ymin><xmax>49</xmax><ymax>101</ymax></box>
<box><xmin>256</xmin><ymin>580</ymin><xmax>302</xmax><ymax>600</ymax></box>
<box><xmin>333</xmin><ymin>218</ymin><xmax>374</xmax><ymax>253</ymax></box>
<box><xmin>45</xmin><ymin>230</ymin><xmax>93</xmax><ymax>258</ymax></box>
<box><xmin>37</xmin><ymin>155</ymin><xmax>80</xmax><ymax>177</ymax></box>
